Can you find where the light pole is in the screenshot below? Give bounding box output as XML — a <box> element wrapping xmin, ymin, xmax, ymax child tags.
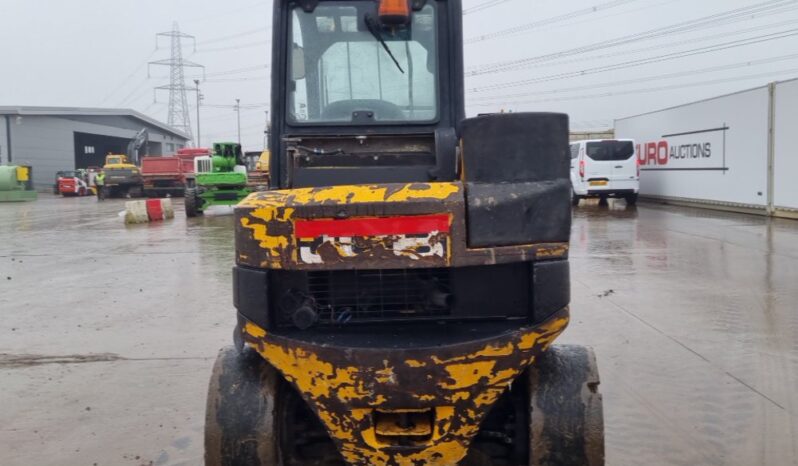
<box><xmin>235</xmin><ymin>98</ymin><xmax>241</xmax><ymax>145</ymax></box>
<box><xmin>263</xmin><ymin>110</ymin><xmax>269</xmax><ymax>150</ymax></box>
<box><xmin>193</xmin><ymin>79</ymin><xmax>202</xmax><ymax>148</ymax></box>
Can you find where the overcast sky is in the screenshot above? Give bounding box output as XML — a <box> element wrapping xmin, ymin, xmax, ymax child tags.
<box><xmin>1</xmin><ymin>0</ymin><xmax>796</xmax><ymax>149</ymax></box>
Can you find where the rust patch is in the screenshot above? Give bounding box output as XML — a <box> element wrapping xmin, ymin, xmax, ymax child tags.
<box><xmin>241</xmin><ymin>308</ymin><xmax>570</xmax><ymax>466</ymax></box>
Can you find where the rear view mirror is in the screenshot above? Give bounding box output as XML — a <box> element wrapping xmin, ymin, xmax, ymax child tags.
<box><xmin>292</xmin><ymin>44</ymin><xmax>306</xmax><ymax>81</ymax></box>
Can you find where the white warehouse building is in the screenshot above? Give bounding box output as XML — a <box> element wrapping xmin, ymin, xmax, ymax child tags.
<box><xmin>0</xmin><ymin>106</ymin><xmax>190</xmax><ymax>190</ymax></box>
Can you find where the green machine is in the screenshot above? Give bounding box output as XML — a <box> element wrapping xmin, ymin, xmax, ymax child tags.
<box><xmin>0</xmin><ymin>165</ymin><xmax>37</xmax><ymax>202</ymax></box>
<box><xmin>184</xmin><ymin>142</ymin><xmax>252</xmax><ymax>217</ymax></box>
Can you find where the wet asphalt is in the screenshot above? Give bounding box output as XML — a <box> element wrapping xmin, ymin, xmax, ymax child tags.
<box><xmin>1</xmin><ymin>195</ymin><xmax>797</xmax><ymax>466</ymax></box>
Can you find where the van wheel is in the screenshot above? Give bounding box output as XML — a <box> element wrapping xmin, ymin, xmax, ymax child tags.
<box><xmin>598</xmin><ymin>195</ymin><xmax>608</xmax><ymax>206</ymax></box>
<box><xmin>625</xmin><ymin>193</ymin><xmax>638</xmax><ymax>206</ymax></box>
<box><xmin>571</xmin><ymin>193</ymin><xmax>581</xmax><ymax>207</ymax></box>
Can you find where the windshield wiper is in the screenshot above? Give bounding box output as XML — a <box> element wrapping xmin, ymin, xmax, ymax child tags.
<box><xmin>364</xmin><ymin>14</ymin><xmax>405</xmax><ymax>74</ymax></box>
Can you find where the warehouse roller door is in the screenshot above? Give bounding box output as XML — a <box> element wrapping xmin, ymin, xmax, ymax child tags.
<box><xmin>73</xmin><ymin>132</ymin><xmax>130</xmax><ymax>168</ymax></box>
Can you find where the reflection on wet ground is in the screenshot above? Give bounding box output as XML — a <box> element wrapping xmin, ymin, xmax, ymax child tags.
<box><xmin>566</xmin><ymin>199</ymin><xmax>798</xmax><ymax>466</ymax></box>
<box><xmin>1</xmin><ymin>195</ymin><xmax>797</xmax><ymax>465</ymax></box>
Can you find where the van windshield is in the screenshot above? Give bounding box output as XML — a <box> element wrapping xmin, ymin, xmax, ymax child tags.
<box><xmin>586</xmin><ymin>141</ymin><xmax>635</xmax><ymax>161</ymax></box>
<box><xmin>288</xmin><ymin>2</ymin><xmax>438</xmax><ymax>124</ymax></box>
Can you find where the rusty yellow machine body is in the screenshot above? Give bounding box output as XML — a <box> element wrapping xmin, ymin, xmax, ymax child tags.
<box><xmin>233</xmin><ymin>184</ymin><xmax>571</xmax><ymax>464</ymax></box>
<box><xmin>205</xmin><ymin>1</ymin><xmax>603</xmax><ymax>465</ymax></box>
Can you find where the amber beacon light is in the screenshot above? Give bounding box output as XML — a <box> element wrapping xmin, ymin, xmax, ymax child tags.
<box><xmin>379</xmin><ymin>0</ymin><xmax>411</xmax><ymax>25</ymax></box>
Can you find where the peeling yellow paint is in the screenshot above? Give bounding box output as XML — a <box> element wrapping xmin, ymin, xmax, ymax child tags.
<box><xmin>536</xmin><ymin>244</ymin><xmax>569</xmax><ymax>259</ymax></box>
<box><xmin>439</xmin><ymin>361</ymin><xmax>497</xmax><ymax>390</ymax></box>
<box><xmin>240</xmin><ymin>310</ymin><xmax>571</xmax><ymax>466</ymax></box>
<box><xmin>239</xmin><ymin>183</ymin><xmax>461</xmax><ymax>209</ymax></box>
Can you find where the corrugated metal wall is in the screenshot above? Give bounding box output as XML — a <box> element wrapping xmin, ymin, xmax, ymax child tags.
<box><xmin>3</xmin><ymin>115</ymin><xmax>187</xmax><ymax>189</ymax></box>
<box><xmin>0</xmin><ymin>116</ymin><xmax>8</xmax><ymax>165</ymax></box>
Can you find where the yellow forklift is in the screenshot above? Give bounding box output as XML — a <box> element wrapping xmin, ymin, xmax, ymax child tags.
<box><xmin>205</xmin><ymin>1</ymin><xmax>603</xmax><ymax>465</ymax></box>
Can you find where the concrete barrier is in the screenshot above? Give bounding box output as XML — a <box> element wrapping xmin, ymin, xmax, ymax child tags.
<box><xmin>124</xmin><ymin>198</ymin><xmax>174</xmax><ymax>224</ymax></box>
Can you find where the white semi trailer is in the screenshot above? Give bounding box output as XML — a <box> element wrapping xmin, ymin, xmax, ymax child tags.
<box><xmin>615</xmin><ymin>77</ymin><xmax>798</xmax><ymax>219</ymax></box>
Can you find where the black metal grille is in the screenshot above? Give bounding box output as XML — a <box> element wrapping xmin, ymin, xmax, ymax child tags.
<box><xmin>307</xmin><ymin>268</ymin><xmax>452</xmax><ymax>324</ymax></box>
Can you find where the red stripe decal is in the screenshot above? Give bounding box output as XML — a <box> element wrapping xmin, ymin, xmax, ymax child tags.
<box><xmin>295</xmin><ymin>215</ymin><xmax>450</xmax><ymax>238</ymax></box>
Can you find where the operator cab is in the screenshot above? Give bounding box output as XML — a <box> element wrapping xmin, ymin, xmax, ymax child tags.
<box><xmin>106</xmin><ymin>155</ymin><xmax>124</xmax><ymax>165</ymax></box>
<box><xmin>270</xmin><ymin>0</ymin><xmax>465</xmax><ymax>188</ymax></box>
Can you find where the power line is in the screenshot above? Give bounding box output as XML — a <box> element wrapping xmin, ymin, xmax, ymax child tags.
<box><xmin>467</xmin><ymin>0</ymin><xmax>798</xmax><ymax>76</ymax></box>
<box><xmin>468</xmin><ymin>52</ymin><xmax>798</xmax><ymax>101</ymax></box>
<box><xmin>195</xmin><ymin>27</ymin><xmax>266</xmax><ymax>46</ymax></box>
<box><xmin>468</xmin><ymin>17</ymin><xmax>798</xmax><ymax>78</ymax></box>
<box><xmin>203</xmin><ymin>76</ymin><xmax>270</xmax><ymax>83</ymax></box>
<box><xmin>98</xmin><ymin>50</ymin><xmax>158</xmax><ymax>106</ymax></box>
<box><xmin>116</xmin><ymin>77</ymin><xmax>155</xmax><ymax>108</ymax></box>
<box><xmin>469</xmin><ymin>68</ymin><xmax>798</xmax><ymax>108</ymax></box>
<box><xmin>185</xmin><ymin>64</ymin><xmax>269</xmax><ymax>79</ymax></box>
<box><xmin>203</xmin><ymin>103</ymin><xmax>268</xmax><ymax>109</ymax></box>
<box><xmin>195</xmin><ymin>40</ymin><xmax>270</xmax><ymax>54</ymax></box>
<box><xmin>463</xmin><ymin>0</ymin><xmax>514</xmax><ymax>15</ymax></box>
<box><xmin>465</xmin><ymin>0</ymin><xmax>640</xmax><ymax>44</ymax></box>
<box><xmin>470</xmin><ymin>28</ymin><xmax>798</xmax><ymax>92</ymax></box>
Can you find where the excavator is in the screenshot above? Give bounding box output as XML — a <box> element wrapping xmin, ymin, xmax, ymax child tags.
<box><xmin>205</xmin><ymin>1</ymin><xmax>604</xmax><ymax>465</ymax></box>
<box><xmin>102</xmin><ymin>128</ymin><xmax>148</xmax><ymax>198</ymax></box>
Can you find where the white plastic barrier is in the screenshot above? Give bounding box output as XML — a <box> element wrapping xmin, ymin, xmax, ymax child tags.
<box><xmin>124</xmin><ymin>198</ymin><xmax>175</xmax><ymax>224</ymax></box>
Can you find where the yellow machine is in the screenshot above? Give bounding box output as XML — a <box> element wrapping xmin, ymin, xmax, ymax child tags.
<box><xmin>256</xmin><ymin>149</ymin><xmax>270</xmax><ymax>172</ymax></box>
<box><xmin>204</xmin><ymin>1</ymin><xmax>604</xmax><ymax>465</ymax></box>
<box><xmin>246</xmin><ymin>149</ymin><xmax>271</xmax><ymax>186</ymax></box>
<box><xmin>102</xmin><ymin>154</ymin><xmax>143</xmax><ymax>198</ymax></box>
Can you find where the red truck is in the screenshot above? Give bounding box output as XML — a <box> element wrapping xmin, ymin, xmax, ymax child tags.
<box><xmin>141</xmin><ymin>148</ymin><xmax>210</xmax><ymax>197</ymax></box>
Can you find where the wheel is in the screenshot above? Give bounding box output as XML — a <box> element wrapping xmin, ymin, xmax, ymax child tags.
<box><xmin>463</xmin><ymin>345</ymin><xmax>603</xmax><ymax>466</ymax></box>
<box><xmin>184</xmin><ymin>188</ymin><xmax>201</xmax><ymax>217</ymax></box>
<box><xmin>598</xmin><ymin>195</ymin><xmax>608</xmax><ymax>206</ymax></box>
<box><xmin>625</xmin><ymin>193</ymin><xmax>638</xmax><ymax>206</ymax></box>
<box><xmin>205</xmin><ymin>346</ymin><xmax>280</xmax><ymax>466</ymax></box>
<box><xmin>128</xmin><ymin>186</ymin><xmax>144</xmax><ymax>198</ymax></box>
<box><xmin>205</xmin><ymin>346</ymin><xmax>341</xmax><ymax>466</ymax></box>
<box><xmin>571</xmin><ymin>192</ymin><xmax>581</xmax><ymax>207</ymax></box>
<box><xmin>528</xmin><ymin>345</ymin><xmax>604</xmax><ymax>466</ymax></box>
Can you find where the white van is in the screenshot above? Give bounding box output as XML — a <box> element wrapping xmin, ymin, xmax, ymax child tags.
<box><xmin>570</xmin><ymin>139</ymin><xmax>639</xmax><ymax>206</ymax></box>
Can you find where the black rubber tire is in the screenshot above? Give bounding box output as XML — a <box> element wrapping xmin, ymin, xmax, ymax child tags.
<box><xmin>625</xmin><ymin>193</ymin><xmax>638</xmax><ymax>206</ymax></box>
<box><xmin>598</xmin><ymin>196</ymin><xmax>609</xmax><ymax>206</ymax></box>
<box><xmin>571</xmin><ymin>193</ymin><xmax>581</xmax><ymax>207</ymax></box>
<box><xmin>460</xmin><ymin>450</ymin><xmax>495</xmax><ymax>466</ymax></box>
<box><xmin>128</xmin><ymin>185</ymin><xmax>144</xmax><ymax>198</ymax></box>
<box><xmin>205</xmin><ymin>346</ymin><xmax>281</xmax><ymax>466</ymax></box>
<box><xmin>185</xmin><ymin>188</ymin><xmax>200</xmax><ymax>218</ymax></box>
<box><xmin>528</xmin><ymin>345</ymin><xmax>604</xmax><ymax>466</ymax></box>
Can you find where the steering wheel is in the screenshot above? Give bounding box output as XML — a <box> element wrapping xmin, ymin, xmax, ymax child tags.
<box><xmin>322</xmin><ymin>99</ymin><xmax>405</xmax><ymax>122</ymax></box>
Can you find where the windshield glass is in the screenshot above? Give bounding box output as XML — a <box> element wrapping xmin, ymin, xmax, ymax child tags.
<box><xmin>586</xmin><ymin>141</ymin><xmax>635</xmax><ymax>161</ymax></box>
<box><xmin>288</xmin><ymin>2</ymin><xmax>438</xmax><ymax>124</ymax></box>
